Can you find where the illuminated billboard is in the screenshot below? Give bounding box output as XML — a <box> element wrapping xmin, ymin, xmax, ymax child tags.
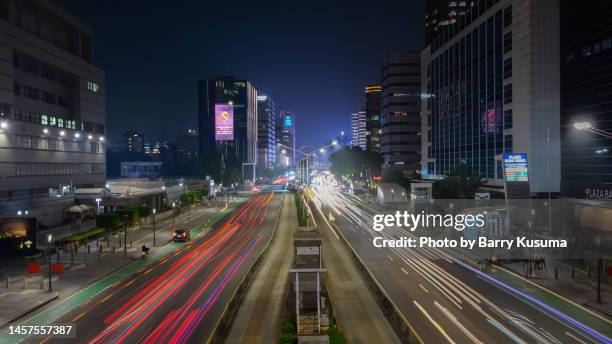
<box><xmin>215</xmin><ymin>104</ymin><xmax>234</xmax><ymax>141</ymax></box>
<box><xmin>503</xmin><ymin>153</ymin><xmax>528</xmax><ymax>182</ymax></box>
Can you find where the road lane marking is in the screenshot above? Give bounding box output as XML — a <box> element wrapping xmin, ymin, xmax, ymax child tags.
<box><xmin>124</xmin><ymin>279</ymin><xmax>135</xmax><ymax>288</ymax></box>
<box><xmin>387</xmin><ymin>255</ymin><xmax>394</xmax><ymax>262</ymax></box>
<box><xmin>413</xmin><ymin>300</ymin><xmax>456</xmax><ymax>344</ymax></box>
<box><xmin>38</xmin><ymin>336</ymin><xmax>51</xmax><ymax>344</ymax></box>
<box><xmin>419</xmin><ymin>284</ymin><xmax>429</xmax><ymax>293</ymax></box>
<box><xmin>565</xmin><ymin>332</ymin><xmax>588</xmax><ymax>344</ymax></box>
<box><xmin>434</xmin><ymin>301</ymin><xmax>483</xmax><ymax>344</ymax></box>
<box><xmin>401</xmin><ymin>267</ymin><xmax>409</xmax><ymax>276</ymax></box>
<box><xmin>71</xmin><ymin>311</ymin><xmax>87</xmax><ymax>322</ymax></box>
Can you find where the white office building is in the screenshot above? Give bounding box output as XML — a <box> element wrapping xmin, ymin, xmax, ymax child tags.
<box><xmin>0</xmin><ymin>1</ymin><xmax>106</xmax><ymax>225</ymax></box>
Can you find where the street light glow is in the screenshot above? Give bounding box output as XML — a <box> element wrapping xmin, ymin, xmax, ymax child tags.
<box><xmin>319</xmin><ymin>148</ymin><xmax>325</xmax><ymax>153</ymax></box>
<box><xmin>574</xmin><ymin>122</ymin><xmax>593</xmax><ymax>130</ymax></box>
<box><xmin>59</xmin><ymin>130</ymin><xmax>66</xmax><ymax>136</ymax></box>
<box><xmin>331</xmin><ymin>140</ymin><xmax>338</xmax><ymax>146</ymax></box>
<box><xmin>0</xmin><ymin>121</ymin><xmax>7</xmax><ymax>129</ymax></box>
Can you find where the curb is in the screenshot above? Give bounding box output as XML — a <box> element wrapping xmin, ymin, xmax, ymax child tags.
<box><xmin>0</xmin><ymin>292</ymin><xmax>59</xmax><ymax>328</ymax></box>
<box><xmin>207</xmin><ymin>193</ymin><xmax>285</xmax><ymax>344</ymax></box>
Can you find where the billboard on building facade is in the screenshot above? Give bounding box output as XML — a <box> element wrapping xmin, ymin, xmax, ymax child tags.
<box><xmin>215</xmin><ymin>103</ymin><xmax>234</xmax><ymax>141</ymax></box>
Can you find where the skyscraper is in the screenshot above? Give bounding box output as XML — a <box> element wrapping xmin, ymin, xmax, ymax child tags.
<box><xmin>351</xmin><ymin>110</ymin><xmax>367</xmax><ymax>150</ymax></box>
<box><xmin>380</xmin><ymin>53</ymin><xmax>421</xmax><ymax>171</ymax></box>
<box><xmin>421</xmin><ymin>0</ymin><xmax>561</xmax><ymax>196</ymax></box>
<box><xmin>176</xmin><ymin>129</ymin><xmax>199</xmax><ymax>162</ymax></box>
<box><xmin>365</xmin><ymin>84</ymin><xmax>382</xmax><ymax>152</ymax></box>
<box><xmin>198</xmin><ymin>76</ymin><xmax>258</xmax><ymax>166</ymax></box>
<box><xmin>0</xmin><ymin>1</ymin><xmax>106</xmax><ymax>226</ymax></box>
<box><xmin>560</xmin><ymin>0</ymin><xmax>612</xmax><ymax>198</ymax></box>
<box><xmin>276</xmin><ymin>111</ymin><xmax>296</xmax><ymax>167</ymax></box>
<box><xmin>123</xmin><ymin>130</ymin><xmax>144</xmax><ymax>153</ymax></box>
<box><xmin>425</xmin><ymin>0</ymin><xmax>470</xmax><ymax>46</ymax></box>
<box><xmin>257</xmin><ymin>95</ymin><xmax>276</xmax><ymax>168</ymax></box>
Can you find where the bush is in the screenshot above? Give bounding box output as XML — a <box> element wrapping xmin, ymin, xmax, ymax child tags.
<box><xmin>328</xmin><ymin>327</ymin><xmax>347</xmax><ymax>344</ymax></box>
<box><xmin>278</xmin><ymin>334</ymin><xmax>295</xmax><ymax>344</ymax></box>
<box><xmin>135</xmin><ymin>206</ymin><xmax>151</xmax><ymax>218</ymax></box>
<box><xmin>116</xmin><ymin>208</ymin><xmax>139</xmax><ymax>223</ymax></box>
<box><xmin>96</xmin><ymin>213</ymin><xmax>121</xmax><ymax>230</ymax></box>
<box><xmin>281</xmin><ymin>317</ymin><xmax>296</xmax><ymax>334</ymax></box>
<box><xmin>65</xmin><ymin>227</ymin><xmax>105</xmax><ymax>242</ymax></box>
<box><xmin>294</xmin><ymin>192</ymin><xmax>308</xmax><ymax>227</ymax></box>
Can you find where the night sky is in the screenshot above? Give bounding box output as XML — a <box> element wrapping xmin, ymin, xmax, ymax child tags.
<box><xmin>56</xmin><ymin>0</ymin><xmax>423</xmax><ymax>149</ymax></box>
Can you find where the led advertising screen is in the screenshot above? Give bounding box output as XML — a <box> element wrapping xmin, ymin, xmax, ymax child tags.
<box><xmin>503</xmin><ymin>153</ymin><xmax>529</xmax><ymax>182</ymax></box>
<box><xmin>215</xmin><ymin>103</ymin><xmax>234</xmax><ymax>141</ymax></box>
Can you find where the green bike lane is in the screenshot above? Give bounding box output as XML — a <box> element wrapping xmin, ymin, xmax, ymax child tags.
<box><xmin>454</xmin><ymin>248</ymin><xmax>612</xmax><ymax>340</ymax></box>
<box><xmin>0</xmin><ymin>198</ymin><xmax>248</xmax><ymax>344</ymax></box>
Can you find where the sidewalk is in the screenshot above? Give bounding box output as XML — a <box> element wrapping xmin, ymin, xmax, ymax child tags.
<box><xmin>454</xmin><ymin>249</ymin><xmax>612</xmax><ymax>339</ymax></box>
<box><xmin>0</xmin><ymin>199</ymin><xmax>244</xmax><ymax>332</ymax></box>
<box><xmin>226</xmin><ymin>193</ymin><xmax>291</xmax><ymax>343</ymax></box>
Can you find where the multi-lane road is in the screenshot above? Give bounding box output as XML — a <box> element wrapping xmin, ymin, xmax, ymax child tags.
<box><xmin>310</xmin><ymin>183</ymin><xmax>611</xmax><ymax>344</ymax></box>
<box><xmin>34</xmin><ymin>191</ymin><xmax>281</xmax><ymax>344</ymax></box>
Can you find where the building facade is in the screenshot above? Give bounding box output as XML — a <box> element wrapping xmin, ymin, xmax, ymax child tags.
<box><xmin>123</xmin><ymin>130</ymin><xmax>144</xmax><ymax>153</ymax></box>
<box><xmin>351</xmin><ymin>110</ymin><xmax>366</xmax><ymax>150</ymax></box>
<box><xmin>425</xmin><ymin>0</ymin><xmax>470</xmax><ymax>46</ymax></box>
<box><xmin>276</xmin><ymin>111</ymin><xmax>295</xmax><ymax>167</ymax></box>
<box><xmin>257</xmin><ymin>95</ymin><xmax>276</xmax><ymax>168</ymax></box>
<box><xmin>0</xmin><ymin>0</ymin><xmax>106</xmax><ymax>226</ymax></box>
<box><xmin>381</xmin><ymin>53</ymin><xmax>421</xmax><ymax>171</ymax></box>
<box><xmin>365</xmin><ymin>84</ymin><xmax>382</xmax><ymax>152</ymax></box>
<box><xmin>176</xmin><ymin>129</ymin><xmax>198</xmax><ymax>162</ymax></box>
<box><xmin>421</xmin><ymin>0</ymin><xmax>561</xmax><ymax>195</ymax></box>
<box><xmin>560</xmin><ymin>0</ymin><xmax>612</xmax><ymax>199</ymax></box>
<box><xmin>198</xmin><ymin>76</ymin><xmax>258</xmax><ymax>165</ymax></box>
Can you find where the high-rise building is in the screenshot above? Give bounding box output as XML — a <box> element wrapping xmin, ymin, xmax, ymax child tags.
<box><xmin>560</xmin><ymin>0</ymin><xmax>612</xmax><ymax>199</ymax></box>
<box><xmin>381</xmin><ymin>53</ymin><xmax>421</xmax><ymax>171</ymax></box>
<box><xmin>276</xmin><ymin>111</ymin><xmax>296</xmax><ymax>167</ymax></box>
<box><xmin>123</xmin><ymin>130</ymin><xmax>144</xmax><ymax>153</ymax></box>
<box><xmin>425</xmin><ymin>0</ymin><xmax>470</xmax><ymax>46</ymax></box>
<box><xmin>0</xmin><ymin>1</ymin><xmax>106</xmax><ymax>226</ymax></box>
<box><xmin>421</xmin><ymin>0</ymin><xmax>561</xmax><ymax>196</ymax></box>
<box><xmin>351</xmin><ymin>110</ymin><xmax>367</xmax><ymax>150</ymax></box>
<box><xmin>365</xmin><ymin>84</ymin><xmax>382</xmax><ymax>152</ymax></box>
<box><xmin>198</xmin><ymin>76</ymin><xmax>258</xmax><ymax>165</ymax></box>
<box><xmin>176</xmin><ymin>129</ymin><xmax>199</xmax><ymax>162</ymax></box>
<box><xmin>257</xmin><ymin>95</ymin><xmax>276</xmax><ymax>168</ymax></box>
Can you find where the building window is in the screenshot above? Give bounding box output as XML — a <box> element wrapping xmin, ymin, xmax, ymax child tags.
<box><xmin>58</xmin><ymin>97</ymin><xmax>69</xmax><ymax>107</ymax></box>
<box><xmin>41</xmin><ymin>115</ymin><xmax>48</xmax><ymax>125</ymax></box>
<box><xmin>87</xmin><ymin>81</ymin><xmax>99</xmax><ymax>94</ymax></box>
<box><xmin>41</xmin><ymin>65</ymin><xmax>56</xmax><ymax>80</ymax></box>
<box><xmin>23</xmin><ymin>86</ymin><xmax>39</xmax><ymax>100</ymax></box>
<box><xmin>504</xmin><ymin>84</ymin><xmax>512</xmax><ymax>104</ymax></box>
<box><xmin>503</xmin><ymin>5</ymin><xmax>512</xmax><ymax>27</ymax></box>
<box><xmin>503</xmin><ymin>58</ymin><xmax>512</xmax><ymax>79</ymax></box>
<box><xmin>503</xmin><ymin>109</ymin><xmax>512</xmax><ymax>129</ymax></box>
<box><xmin>504</xmin><ymin>32</ymin><xmax>512</xmax><ymax>53</ymax></box>
<box><xmin>41</xmin><ymin>91</ymin><xmax>56</xmax><ymax>104</ymax></box>
<box><xmin>504</xmin><ymin>135</ymin><xmax>513</xmax><ymax>152</ymax></box>
<box><xmin>13</xmin><ymin>82</ymin><xmax>20</xmax><ymax>95</ymax></box>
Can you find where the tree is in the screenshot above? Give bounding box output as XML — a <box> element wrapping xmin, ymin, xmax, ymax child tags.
<box><xmin>432</xmin><ymin>163</ymin><xmax>484</xmax><ymax>199</ymax></box>
<box><xmin>329</xmin><ymin>147</ymin><xmax>382</xmax><ymax>179</ymax></box>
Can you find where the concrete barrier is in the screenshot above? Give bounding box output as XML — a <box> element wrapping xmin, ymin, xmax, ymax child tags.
<box><xmin>316</xmin><ymin>202</ymin><xmax>423</xmax><ymax>344</ymax></box>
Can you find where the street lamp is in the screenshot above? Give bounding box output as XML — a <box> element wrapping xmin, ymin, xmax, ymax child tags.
<box><xmin>123</xmin><ymin>214</ymin><xmax>128</xmax><ymax>258</ymax></box>
<box><xmin>152</xmin><ymin>208</ymin><xmax>157</xmax><ymax>246</ymax></box>
<box><xmin>47</xmin><ymin>234</ymin><xmax>53</xmax><ymax>292</ymax></box>
<box><xmin>319</xmin><ymin>148</ymin><xmax>325</xmax><ymax>153</ymax></box>
<box><xmin>172</xmin><ymin>202</ymin><xmax>176</xmax><ymax>230</ymax></box>
<box><xmin>574</xmin><ymin>121</ymin><xmax>612</xmax><ymax>139</ymax></box>
<box><xmin>331</xmin><ymin>140</ymin><xmax>338</xmax><ymax>146</ymax></box>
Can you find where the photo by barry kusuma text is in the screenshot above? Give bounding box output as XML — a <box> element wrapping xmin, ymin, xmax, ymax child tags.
<box><xmin>366</xmin><ymin>199</ymin><xmax>589</xmax><ymax>262</ymax></box>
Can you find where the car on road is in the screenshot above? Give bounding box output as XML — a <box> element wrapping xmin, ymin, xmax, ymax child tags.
<box><xmin>173</xmin><ymin>228</ymin><xmax>190</xmax><ymax>242</ymax></box>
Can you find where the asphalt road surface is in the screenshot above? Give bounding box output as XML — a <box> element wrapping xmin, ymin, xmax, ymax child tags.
<box><xmin>40</xmin><ymin>191</ymin><xmax>281</xmax><ymax>344</ymax></box>
<box><xmin>311</xmin><ymin>184</ymin><xmax>610</xmax><ymax>344</ymax></box>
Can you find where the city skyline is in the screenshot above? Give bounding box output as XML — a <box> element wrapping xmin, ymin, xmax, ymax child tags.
<box><xmin>56</xmin><ymin>0</ymin><xmax>424</xmax><ymax>150</ymax></box>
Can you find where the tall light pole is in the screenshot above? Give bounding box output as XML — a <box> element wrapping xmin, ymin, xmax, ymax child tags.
<box><xmin>152</xmin><ymin>208</ymin><xmax>157</xmax><ymax>246</ymax></box>
<box><xmin>47</xmin><ymin>234</ymin><xmax>53</xmax><ymax>292</ymax></box>
<box><xmin>123</xmin><ymin>214</ymin><xmax>128</xmax><ymax>258</ymax></box>
<box><xmin>172</xmin><ymin>202</ymin><xmax>176</xmax><ymax>230</ymax></box>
